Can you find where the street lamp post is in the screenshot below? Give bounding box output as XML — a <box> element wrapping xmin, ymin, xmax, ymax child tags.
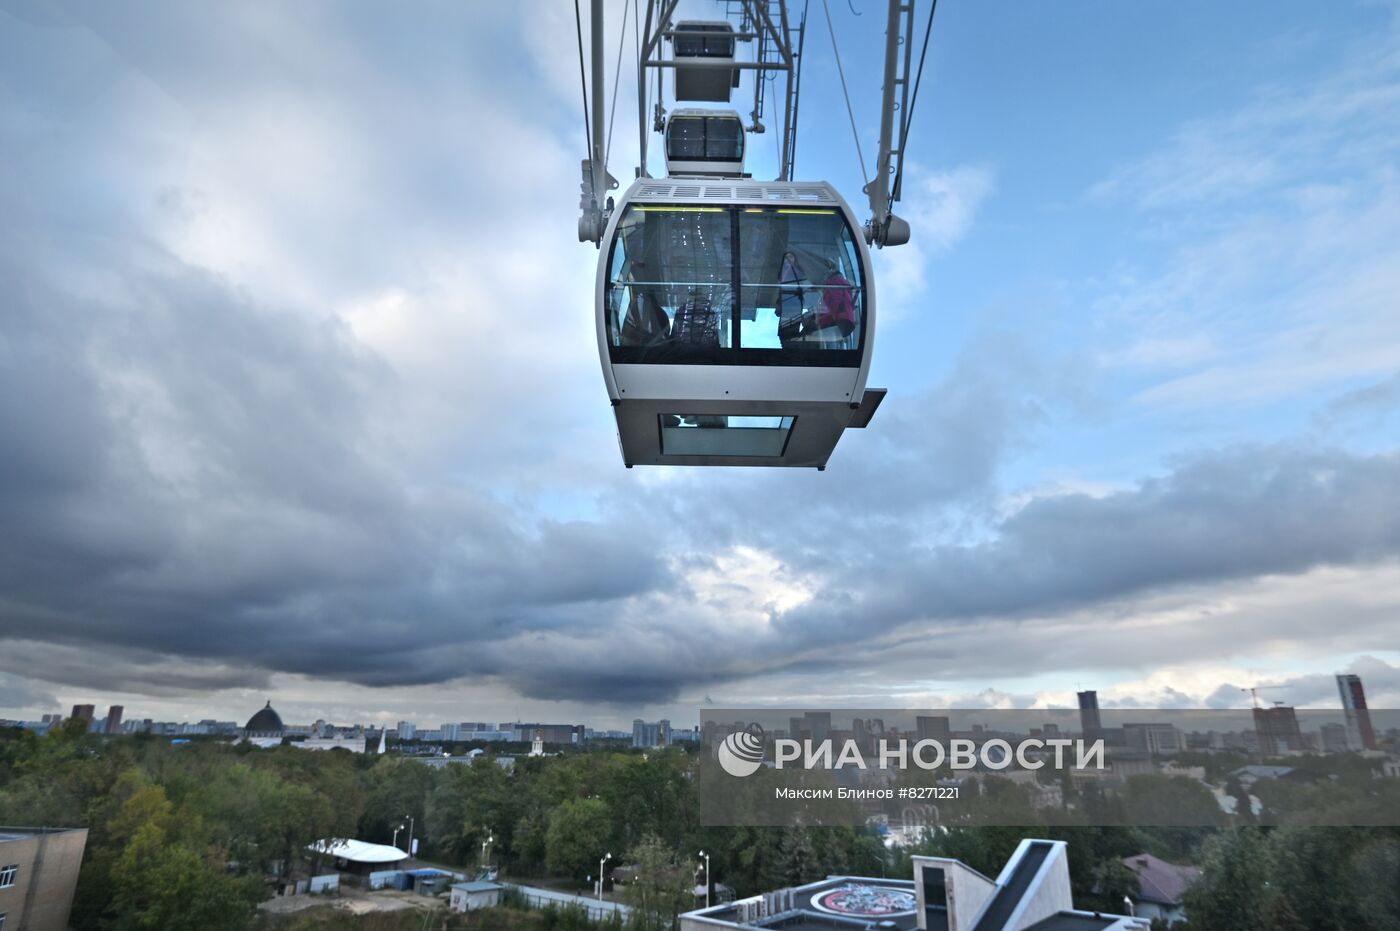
<box><xmin>392</xmin><ymin>823</ymin><xmax>404</xmax><ymax>850</ymax></box>
<box><xmin>405</xmin><ymin>814</ymin><xmax>416</xmax><ymax>858</ymax></box>
<box><xmin>481</xmin><ymin>833</ymin><xmax>494</xmax><ymax>866</ymax></box>
<box><xmin>699</xmin><ymin>850</ymin><xmax>710</xmax><ymax>908</ymax></box>
<box><xmin>598</xmin><ymin>852</ymin><xmax>612</xmax><ymax>900</ymax></box>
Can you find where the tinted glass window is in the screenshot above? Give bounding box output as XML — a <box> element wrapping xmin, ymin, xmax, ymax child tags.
<box><xmin>606</xmin><ymin>204</ymin><xmax>864</xmax><ymax>366</ymax></box>
<box><xmin>668</xmin><ymin>119</ymin><xmax>706</xmax><ymax>158</ymax></box>
<box><xmin>667</xmin><ymin>118</ymin><xmax>743</xmax><ymax>163</ymax></box>
<box><xmin>674</xmin><ymin>24</ymin><xmax>735</xmax><ymax>58</ymax></box>
<box><xmin>705</xmin><ymin>117</ymin><xmax>743</xmax><ymax>160</ymax></box>
<box><xmin>659</xmin><ymin>415</ymin><xmax>795</xmax><ymax>457</ymax></box>
<box><xmin>738</xmin><ymin>207</ymin><xmax>864</xmax><ymax>350</ymax></box>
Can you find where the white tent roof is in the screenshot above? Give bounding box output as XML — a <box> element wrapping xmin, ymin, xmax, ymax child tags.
<box><xmin>308</xmin><ymin>838</ymin><xmax>408</xmax><ymax>864</ymax></box>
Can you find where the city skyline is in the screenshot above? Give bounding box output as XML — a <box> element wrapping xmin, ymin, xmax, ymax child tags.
<box><xmin>3</xmin><ymin>2</ymin><xmax>1400</xmax><ymax>727</ymax></box>
<box><xmin>4</xmin><ymin>660</ymin><xmax>1397</xmax><ymax>734</ymax></box>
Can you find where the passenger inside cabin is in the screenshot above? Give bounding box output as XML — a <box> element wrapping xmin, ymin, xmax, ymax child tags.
<box><xmin>776</xmin><ymin>251</ymin><xmax>809</xmax><ymax>347</ymax></box>
<box><xmin>620</xmin><ymin>288</ymin><xmax>671</xmax><ymax>346</ymax></box>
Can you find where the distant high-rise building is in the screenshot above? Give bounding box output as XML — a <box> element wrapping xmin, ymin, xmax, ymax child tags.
<box><xmin>1337</xmin><ymin>674</ymin><xmax>1377</xmax><ymax>751</ymax></box>
<box><xmin>1123</xmin><ymin>722</ymin><xmax>1183</xmax><ymax>755</ymax></box>
<box><xmin>1320</xmin><ymin>722</ymin><xmax>1351</xmax><ymax>753</ymax></box>
<box><xmin>632</xmin><ymin>719</ymin><xmax>672</xmax><ymax>748</ymax></box>
<box><xmin>1077</xmin><ymin>691</ymin><xmax>1101</xmax><ymax>739</ymax></box>
<box><xmin>70</xmin><ymin>704</ymin><xmax>94</xmax><ymax>722</ymax></box>
<box><xmin>1253</xmin><ymin>704</ymin><xmax>1303</xmax><ymax>755</ymax></box>
<box><xmin>104</xmin><ymin>705</ymin><xmax>124</xmax><ymax>735</ymax></box>
<box><xmin>916</xmin><ymin>716</ymin><xmax>952</xmax><ymax>744</ymax></box>
<box><xmin>852</xmin><ymin>718</ymin><xmax>870</xmax><ymax>749</ymax></box>
<box><xmin>396</xmin><ymin>721</ymin><xmax>417</xmax><ymax>740</ymax></box>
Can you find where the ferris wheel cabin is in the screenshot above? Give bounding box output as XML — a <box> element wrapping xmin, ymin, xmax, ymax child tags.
<box><xmin>664</xmin><ymin>109</ymin><xmax>746</xmax><ymax>177</ymax></box>
<box><xmin>597</xmin><ymin>178</ymin><xmax>885</xmax><ymax>468</ymax></box>
<box><xmin>670</xmin><ymin>21</ymin><xmax>740</xmax><ymax>102</ymax></box>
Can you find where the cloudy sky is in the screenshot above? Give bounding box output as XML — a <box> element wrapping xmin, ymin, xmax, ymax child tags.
<box><xmin>2</xmin><ymin>0</ymin><xmax>1399</xmax><ymax>730</ymax></box>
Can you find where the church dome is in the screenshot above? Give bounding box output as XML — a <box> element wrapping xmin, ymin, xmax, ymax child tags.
<box><xmin>244</xmin><ymin>701</ymin><xmax>284</xmax><ymax>735</ymax></box>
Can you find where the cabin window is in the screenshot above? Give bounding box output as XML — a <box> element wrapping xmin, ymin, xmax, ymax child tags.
<box><xmin>667</xmin><ymin>117</ymin><xmax>744</xmax><ymax>163</ymax></box>
<box><xmin>607</xmin><ymin>204</ymin><xmax>864</xmax><ymax>366</ymax></box>
<box><xmin>673</xmin><ymin>24</ymin><xmax>736</xmax><ymax>58</ymax></box>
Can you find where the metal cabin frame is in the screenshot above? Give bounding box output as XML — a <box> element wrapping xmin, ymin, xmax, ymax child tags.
<box><xmin>596</xmin><ymin>179</ymin><xmax>884</xmax><ymax>468</ymax></box>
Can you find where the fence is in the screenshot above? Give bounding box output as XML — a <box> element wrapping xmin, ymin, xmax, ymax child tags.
<box><xmin>367</xmin><ymin>869</ymin><xmax>401</xmax><ymax>890</ymax></box>
<box><xmin>501</xmin><ymin>882</ymin><xmax>633</xmax><ymax>921</ymax></box>
<box><xmin>309</xmin><ymin>873</ymin><xmax>340</xmax><ymax>893</ymax></box>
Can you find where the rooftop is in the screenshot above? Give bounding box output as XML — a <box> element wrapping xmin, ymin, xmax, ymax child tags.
<box><xmin>1024</xmin><ymin>916</ymin><xmax>1122</xmax><ymax>930</ymax></box>
<box><xmin>694</xmin><ymin>879</ymin><xmax>919</xmax><ymax>930</ymax></box>
<box><xmin>452</xmin><ymin>881</ymin><xmax>504</xmax><ymax>893</ymax></box>
<box><xmin>0</xmin><ymin>826</ymin><xmax>88</xmax><ymax>843</ymax></box>
<box><xmin>682</xmin><ymin>840</ymin><xmax>1146</xmax><ymax>931</ymax></box>
<box><xmin>245</xmin><ymin>701</ymin><xmax>284</xmax><ymax>734</ymax></box>
<box><xmin>1122</xmin><ymin>853</ymin><xmax>1201</xmax><ymax>907</ymax></box>
<box><xmin>306</xmin><ymin>838</ymin><xmax>407</xmax><ymax>864</ymax></box>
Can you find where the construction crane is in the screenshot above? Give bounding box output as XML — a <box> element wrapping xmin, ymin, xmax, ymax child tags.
<box><xmin>1241</xmin><ymin>685</ymin><xmax>1289</xmax><ymax>709</ymax></box>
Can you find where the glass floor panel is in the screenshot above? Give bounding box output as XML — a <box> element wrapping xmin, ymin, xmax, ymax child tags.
<box><xmin>659</xmin><ymin>415</ymin><xmax>796</xmax><ymax>457</ymax></box>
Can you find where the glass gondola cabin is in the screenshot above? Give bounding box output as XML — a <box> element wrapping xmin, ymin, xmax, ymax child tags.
<box><xmin>664</xmin><ymin>109</ymin><xmax>745</xmax><ymax>177</ymax></box>
<box><xmin>597</xmin><ymin>178</ymin><xmax>884</xmax><ymax>468</ymax></box>
<box><xmin>670</xmin><ymin>20</ymin><xmax>740</xmax><ymax>102</ymax></box>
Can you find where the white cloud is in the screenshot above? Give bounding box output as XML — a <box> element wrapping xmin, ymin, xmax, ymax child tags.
<box><xmin>880</xmin><ymin>164</ymin><xmax>996</xmax><ymax>315</ymax></box>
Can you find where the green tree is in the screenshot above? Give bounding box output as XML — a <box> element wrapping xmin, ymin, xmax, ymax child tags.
<box><xmin>546</xmin><ymin>797</ymin><xmax>613</xmax><ymax>880</ymax></box>
<box><xmin>359</xmin><ymin>755</ymin><xmax>435</xmax><ymax>847</ymax></box>
<box><xmin>1093</xmin><ymin>858</ymin><xmax>1138</xmax><ymax>914</ymax></box>
<box><xmin>621</xmin><ymin>835</ymin><xmax>694</xmax><ymax>931</ymax></box>
<box><xmin>105</xmin><ymin>784</ymin><xmax>262</xmax><ymax>930</ymax></box>
<box><xmin>1182</xmin><ymin>828</ymin><xmax>1273</xmax><ymax>931</ymax></box>
<box><xmin>1120</xmin><ymin>775</ymin><xmax>1223</xmax><ymax>827</ymax></box>
<box><xmin>779</xmin><ymin>826</ymin><xmax>820</xmax><ymax>886</ymax></box>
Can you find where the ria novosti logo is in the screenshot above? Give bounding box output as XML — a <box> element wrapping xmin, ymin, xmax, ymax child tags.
<box><xmin>715</xmin><ymin>723</ymin><xmax>1106</xmax><ymax>778</ymax></box>
<box><xmin>716</xmin><ymin>723</ymin><xmax>766</xmax><ymax>777</ymax></box>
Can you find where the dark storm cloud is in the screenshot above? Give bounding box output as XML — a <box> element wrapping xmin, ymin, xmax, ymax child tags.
<box><xmin>4</xmin><ymin>2</ymin><xmax>1400</xmax><ymax>714</ymax></box>
<box><xmin>4</xmin><ymin>229</ymin><xmax>1400</xmax><ymax>704</ymax></box>
<box><xmin>508</xmin><ymin>667</ymin><xmax>711</xmax><ymax>706</ymax></box>
<box><xmin>0</xmin><ymin>641</ymin><xmax>271</xmax><ymax>697</ymax></box>
<box><xmin>0</xmin><ymin>234</ymin><xmax>668</xmax><ymax>696</ymax></box>
<box><xmin>768</xmin><ymin>443</ymin><xmax>1400</xmax><ymax>646</ymax></box>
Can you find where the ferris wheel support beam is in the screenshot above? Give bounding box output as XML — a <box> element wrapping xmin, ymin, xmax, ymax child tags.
<box><xmin>776</xmin><ymin>0</ymin><xmax>796</xmax><ymax>180</ymax></box>
<box><xmin>862</xmin><ymin>0</ymin><xmax>912</xmax><ymax>247</ymax></box>
<box><xmin>738</xmin><ymin>0</ymin><xmax>798</xmax><ymax>179</ymax></box>
<box><xmin>580</xmin><ymin>0</ymin><xmax>619</xmax><ymax>244</ymax></box>
<box><xmin>628</xmin><ymin>1</ymin><xmax>802</xmax><ymax>184</ymax></box>
<box><xmin>637</xmin><ymin>0</ymin><xmax>682</xmax><ymax>181</ymax></box>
